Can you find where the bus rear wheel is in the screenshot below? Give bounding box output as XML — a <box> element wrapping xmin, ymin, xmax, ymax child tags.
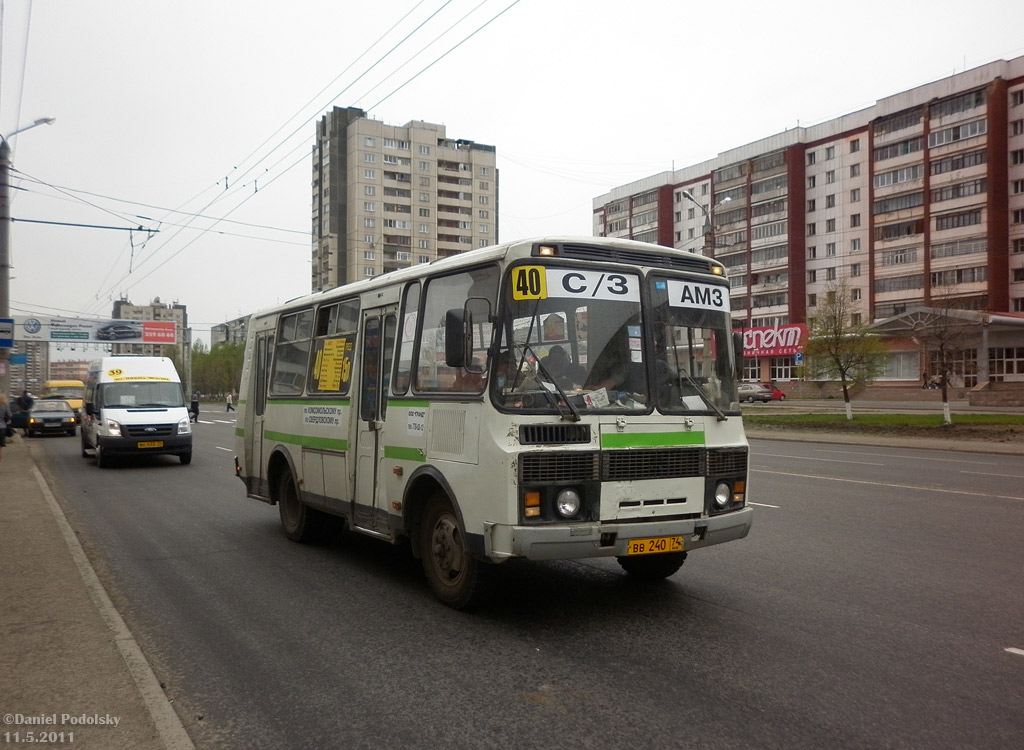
<box><xmin>277</xmin><ymin>469</ymin><xmax>320</xmax><ymax>543</ymax></box>
<box><xmin>617</xmin><ymin>551</ymin><xmax>687</xmax><ymax>580</ymax></box>
<box><xmin>420</xmin><ymin>494</ymin><xmax>492</xmax><ymax>610</ymax></box>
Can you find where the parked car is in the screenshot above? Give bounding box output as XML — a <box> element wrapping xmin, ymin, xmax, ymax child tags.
<box><xmin>760</xmin><ymin>382</ymin><xmax>787</xmax><ymax>400</ymax></box>
<box><xmin>738</xmin><ymin>383</ymin><xmax>773</xmax><ymax>403</ymax></box>
<box><xmin>96</xmin><ymin>323</ymin><xmax>142</xmax><ymax>340</ymax></box>
<box><xmin>25</xmin><ymin>399</ymin><xmax>78</xmax><ymax>437</ymax></box>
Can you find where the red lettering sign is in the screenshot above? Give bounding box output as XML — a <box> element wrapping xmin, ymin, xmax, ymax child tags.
<box><xmin>142</xmin><ymin>322</ymin><xmax>177</xmax><ymax>344</ymax></box>
<box><xmin>742</xmin><ymin>324</ymin><xmax>807</xmax><ymax>357</ymax></box>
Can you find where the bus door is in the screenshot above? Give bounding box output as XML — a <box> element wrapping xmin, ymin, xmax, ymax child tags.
<box><xmin>353</xmin><ymin>307</ymin><xmax>397</xmax><ymax>533</ymax></box>
<box><xmin>248</xmin><ymin>330</ymin><xmax>274</xmax><ymax>497</ymax></box>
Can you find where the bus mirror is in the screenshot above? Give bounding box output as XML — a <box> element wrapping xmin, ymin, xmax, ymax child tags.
<box><xmin>445</xmin><ymin>309</ymin><xmax>470</xmax><ymax>368</ymax></box>
<box><xmin>732</xmin><ymin>331</ymin><xmax>745</xmax><ymax>377</ymax></box>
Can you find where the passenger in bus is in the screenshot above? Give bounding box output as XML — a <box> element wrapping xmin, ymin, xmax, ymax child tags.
<box><xmin>539</xmin><ymin>345</ymin><xmax>586</xmax><ymax>389</ymax></box>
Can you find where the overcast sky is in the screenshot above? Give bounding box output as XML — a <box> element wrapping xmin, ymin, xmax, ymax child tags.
<box><xmin>2</xmin><ymin>0</ymin><xmax>1022</xmax><ymax>352</ymax></box>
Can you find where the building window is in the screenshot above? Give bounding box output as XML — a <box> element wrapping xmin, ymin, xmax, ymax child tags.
<box><xmin>1012</xmin><ymin>180</ymin><xmax>1024</xmax><ymax>195</ymax></box>
<box><xmin>850</xmin><ymin>188</ymin><xmax>861</xmax><ymax>202</ymax></box>
<box><xmin>808</xmin><ymin>293</ymin><xmax>817</xmax><ymax>307</ymax></box>
<box><xmin>479</xmin><ymin>166</ymin><xmax>491</xmax><ymax>176</ymax></box>
<box><xmin>1011</xmin><ymin>120</ymin><xmax>1024</xmax><ymax>136</ymax></box>
<box><xmin>364</xmin><ymin>268</ymin><xmax>375</xmax><ymax>277</ymax></box>
<box><xmin>807</xmin><ymin>151</ymin><xmax>816</xmax><ymax>165</ymax></box>
<box><xmin>364</xmin><ymin>186</ymin><xmax>376</xmax><ymax>196</ymax></box>
<box><xmin>363</xmin><ymin>250</ymin><xmax>375</xmax><ymax>260</ymax></box>
<box><xmin>364</xmin><ymin>169</ymin><xmax>376</xmax><ymax>179</ymax></box>
<box><xmin>850</xmin><ymin>139</ymin><xmax>861</xmax><ymax>153</ymax></box>
<box><xmin>808</xmin><ymin>199</ymin><xmax>816</xmax><ymax>212</ymax></box>
<box><xmin>420</xmin><ymin>145</ymin><xmax>430</xmax><ymax>155</ymax></box>
<box><xmin>364</xmin><ymin>153</ymin><xmax>376</xmax><ymax>163</ymax></box>
<box><xmin>851</xmin><ymin>288</ymin><xmax>862</xmax><ymax>301</ymax></box>
<box><xmin>1012</xmin><ymin>90</ymin><xmax>1024</xmax><ymax>107</ymax></box>
<box><xmin>826</xmin><ymin>242</ymin><xmax>836</xmax><ymax>256</ymax></box>
<box><xmin>364</xmin><ymin>201</ymin><xmax>375</xmax><ymax>211</ymax></box>
<box><xmin>364</xmin><ymin>137</ymin><xmax>375</xmax><ymax>147</ymax></box>
<box><xmin>807</xmin><ymin>222</ymin><xmax>816</xmax><ymax>236</ymax></box>
<box><xmin>808</xmin><ymin>270</ymin><xmax>817</xmax><ymax>283</ymax></box>
<box><xmin>419</xmin><ymin>208</ymin><xmax>431</xmax><ymax>217</ymax></box>
<box><xmin>418</xmin><ymin>239</ymin><xmax>430</xmax><ymax>249</ymax></box>
<box><xmin>826</xmin><ymin>218</ymin><xmax>836</xmax><ymax>232</ymax></box>
<box><xmin>807</xmin><ymin>246</ymin><xmax>817</xmax><ymax>259</ymax></box>
<box><xmin>807</xmin><ymin>176</ymin><xmax>816</xmax><ymax>189</ymax></box>
<box><xmin>851</xmin><ymin>263</ymin><xmax>861</xmax><ymax>277</ymax></box>
<box><xmin>851</xmin><ymin>238</ymin><xmax>862</xmax><ymax>252</ymax></box>
<box><xmin>479</xmin><ymin>196</ymin><xmax>490</xmax><ymax>205</ymax></box>
<box><xmin>850</xmin><ymin>163</ymin><xmax>861</xmax><ymax>178</ymax></box>
<box><xmin>851</xmin><ymin>214</ymin><xmax>861</xmax><ymax>228</ymax></box>
<box><xmin>826</xmin><ymin>146</ymin><xmax>836</xmax><ymax>160</ymax></box>
<box><xmin>419</xmin><ymin>160</ymin><xmax>431</xmax><ymax>171</ymax></box>
<box><xmin>826</xmin><ymin>267</ymin><xmax>837</xmax><ymax>281</ymax></box>
<box><xmin>825</xmin><ymin>170</ymin><xmax>836</xmax><ymax>184</ymax></box>
<box><xmin>1012</xmin><ymin>150</ymin><xmax>1024</xmax><ymax>166</ymax></box>
<box><xmin>1013</xmin><ymin>209</ymin><xmax>1024</xmax><ymax>224</ymax></box>
<box><xmin>364</xmin><ymin>218</ymin><xmax>375</xmax><ymax>228</ymax></box>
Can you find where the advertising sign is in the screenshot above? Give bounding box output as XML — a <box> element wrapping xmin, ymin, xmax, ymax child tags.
<box><xmin>0</xmin><ymin>318</ymin><xmax>13</xmax><ymax>348</ymax></box>
<box><xmin>13</xmin><ymin>316</ymin><xmax>178</xmax><ymax>345</ymax></box>
<box><xmin>742</xmin><ymin>324</ymin><xmax>808</xmax><ymax>357</ymax></box>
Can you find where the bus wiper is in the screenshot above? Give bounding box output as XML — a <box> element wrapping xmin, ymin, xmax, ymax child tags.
<box><xmin>679</xmin><ymin>370</ymin><xmax>728</xmax><ymax>422</ymax></box>
<box><xmin>516</xmin><ymin>343</ymin><xmax>581</xmax><ymax>422</ymax></box>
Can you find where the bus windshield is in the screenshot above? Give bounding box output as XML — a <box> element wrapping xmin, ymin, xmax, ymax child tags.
<box><xmin>492</xmin><ymin>264</ymin><xmax>737</xmax><ymax>416</ymax></box>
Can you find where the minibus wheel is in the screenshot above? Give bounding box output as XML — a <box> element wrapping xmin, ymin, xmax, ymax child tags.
<box><xmin>420</xmin><ymin>494</ymin><xmax>492</xmax><ymax>610</ymax></box>
<box><xmin>277</xmin><ymin>469</ymin><xmax>319</xmax><ymax>543</ymax></box>
<box><xmin>617</xmin><ymin>551</ymin><xmax>687</xmax><ymax>580</ymax></box>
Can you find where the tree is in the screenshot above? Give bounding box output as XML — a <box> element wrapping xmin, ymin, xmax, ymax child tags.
<box><xmin>909</xmin><ymin>291</ymin><xmax>974</xmax><ymax>425</ymax></box>
<box><xmin>805</xmin><ymin>279</ymin><xmax>888</xmax><ymax>420</ymax></box>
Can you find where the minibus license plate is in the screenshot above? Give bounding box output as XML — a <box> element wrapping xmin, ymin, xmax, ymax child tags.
<box><xmin>626</xmin><ymin>535</ymin><xmax>683</xmax><ymax>555</ymax></box>
<box><xmin>137</xmin><ymin>440</ymin><xmax>164</xmax><ymax>449</ymax></box>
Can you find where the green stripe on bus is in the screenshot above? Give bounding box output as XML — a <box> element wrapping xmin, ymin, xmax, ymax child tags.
<box><xmin>384</xmin><ymin>445</ymin><xmax>426</xmax><ymax>462</ymax></box>
<box><xmin>264</xmin><ymin>430</ymin><xmax>349</xmax><ymax>451</ymax></box>
<box><xmin>600</xmin><ymin>431</ymin><xmax>705</xmax><ymax>448</ymax></box>
<box><xmin>235</xmin><ymin>427</ymin><xmax>245</xmax><ymax>437</ymax></box>
<box><xmin>266</xmin><ymin>398</ymin><xmax>352</xmax><ymax>406</ymax></box>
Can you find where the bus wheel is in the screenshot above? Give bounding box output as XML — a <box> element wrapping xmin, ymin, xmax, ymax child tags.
<box><xmin>277</xmin><ymin>469</ymin><xmax>318</xmax><ymax>543</ymax></box>
<box><xmin>179</xmin><ymin>450</ymin><xmax>192</xmax><ymax>465</ymax></box>
<box><xmin>617</xmin><ymin>551</ymin><xmax>687</xmax><ymax>580</ymax></box>
<box><xmin>421</xmin><ymin>495</ymin><xmax>492</xmax><ymax>610</ymax></box>
<box><xmin>95</xmin><ymin>444</ymin><xmax>107</xmax><ymax>469</ymax></box>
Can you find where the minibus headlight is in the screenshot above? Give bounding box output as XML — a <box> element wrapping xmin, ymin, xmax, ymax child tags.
<box><xmin>107</xmin><ymin>419</ymin><xmax>122</xmax><ymax>437</ymax></box>
<box><xmin>556</xmin><ymin>489</ymin><xmax>582</xmax><ymax>518</ymax></box>
<box><xmin>714</xmin><ymin>481</ymin><xmax>732</xmax><ymax>508</ymax></box>
<box><xmin>177</xmin><ymin>417</ymin><xmax>191</xmax><ymax>435</ymax></box>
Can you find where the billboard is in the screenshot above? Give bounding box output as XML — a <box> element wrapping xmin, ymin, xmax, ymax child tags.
<box><xmin>13</xmin><ymin>316</ymin><xmax>178</xmax><ymax>345</ymax></box>
<box><xmin>742</xmin><ymin>324</ymin><xmax>807</xmax><ymax>357</ymax></box>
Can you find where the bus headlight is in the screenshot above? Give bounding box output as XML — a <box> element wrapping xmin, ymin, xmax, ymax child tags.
<box><xmin>556</xmin><ymin>489</ymin><xmax>582</xmax><ymax>518</ymax></box>
<box><xmin>714</xmin><ymin>481</ymin><xmax>732</xmax><ymax>509</ymax></box>
<box><xmin>107</xmin><ymin>419</ymin><xmax>122</xmax><ymax>437</ymax></box>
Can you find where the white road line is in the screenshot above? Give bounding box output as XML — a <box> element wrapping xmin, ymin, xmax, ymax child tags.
<box><xmin>216</xmin><ymin>446</ymin><xmax>232</xmax><ymax>451</ymax></box>
<box><xmin>1005</xmin><ymin>647</ymin><xmax>1024</xmax><ymax>657</ymax></box>
<box><xmin>811</xmin><ymin>448</ymin><xmax>1002</xmax><ymax>466</ymax></box>
<box><xmin>756</xmin><ymin>453</ymin><xmax>884</xmax><ymax>466</ymax></box>
<box><xmin>748</xmin><ymin>502</ymin><xmax>780</xmax><ymax>508</ymax></box>
<box><xmin>753</xmin><ymin>467</ymin><xmax>1024</xmax><ymax>502</ymax></box>
<box><xmin>960</xmin><ymin>470</ymin><xmax>1024</xmax><ymax>479</ymax></box>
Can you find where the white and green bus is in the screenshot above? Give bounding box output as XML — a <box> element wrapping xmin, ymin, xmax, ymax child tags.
<box><xmin>235</xmin><ymin>236</ymin><xmax>753</xmax><ymax>608</ymax></box>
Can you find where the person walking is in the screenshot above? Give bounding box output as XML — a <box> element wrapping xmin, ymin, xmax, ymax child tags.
<box><xmin>0</xmin><ymin>394</ymin><xmax>12</xmax><ymax>471</ymax></box>
<box><xmin>225</xmin><ymin>393</ymin><xmax>235</xmax><ymax>412</ymax></box>
<box><xmin>190</xmin><ymin>392</ymin><xmax>200</xmax><ymax>423</ymax></box>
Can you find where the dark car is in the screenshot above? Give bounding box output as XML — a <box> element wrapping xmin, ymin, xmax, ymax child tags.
<box><xmin>738</xmin><ymin>383</ymin><xmax>773</xmax><ymax>403</ymax></box>
<box><xmin>96</xmin><ymin>323</ymin><xmax>142</xmax><ymax>340</ymax></box>
<box><xmin>25</xmin><ymin>399</ymin><xmax>78</xmax><ymax>437</ymax></box>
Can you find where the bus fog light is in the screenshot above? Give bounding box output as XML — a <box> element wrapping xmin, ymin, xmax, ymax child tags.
<box><xmin>714</xmin><ymin>481</ymin><xmax>732</xmax><ymax>508</ymax></box>
<box><xmin>556</xmin><ymin>489</ymin><xmax>581</xmax><ymax>518</ymax></box>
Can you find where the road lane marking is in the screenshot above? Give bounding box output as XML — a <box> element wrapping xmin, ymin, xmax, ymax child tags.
<box><xmin>960</xmin><ymin>470</ymin><xmax>1024</xmax><ymax>479</ymax></box>
<box><xmin>810</xmin><ymin>448</ymin><xmax>1004</xmax><ymax>466</ymax></box>
<box><xmin>755</xmin><ymin>452</ymin><xmax>884</xmax><ymax>466</ymax></box>
<box><xmin>753</xmin><ymin>468</ymin><xmax>1024</xmax><ymax>502</ymax></box>
<box><xmin>748</xmin><ymin>502</ymin><xmax>780</xmax><ymax>508</ymax></box>
<box><xmin>216</xmin><ymin>446</ymin><xmax>232</xmax><ymax>451</ymax></box>
<box><xmin>1005</xmin><ymin>647</ymin><xmax>1024</xmax><ymax>657</ymax></box>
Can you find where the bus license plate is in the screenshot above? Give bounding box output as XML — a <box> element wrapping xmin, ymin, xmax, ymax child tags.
<box><xmin>137</xmin><ymin>441</ymin><xmax>164</xmax><ymax>449</ymax></box>
<box><xmin>626</xmin><ymin>535</ymin><xmax>683</xmax><ymax>555</ymax></box>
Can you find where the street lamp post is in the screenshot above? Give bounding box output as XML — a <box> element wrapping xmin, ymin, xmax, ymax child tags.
<box><xmin>1</xmin><ymin>117</ymin><xmax>56</xmax><ymax>400</ymax></box>
<box><xmin>681</xmin><ymin>190</ymin><xmax>731</xmax><ymax>255</ymax></box>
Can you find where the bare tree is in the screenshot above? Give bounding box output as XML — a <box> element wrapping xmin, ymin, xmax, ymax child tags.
<box><xmin>805</xmin><ymin>279</ymin><xmax>888</xmax><ymax>420</ymax></box>
<box><xmin>908</xmin><ymin>287</ymin><xmax>975</xmax><ymax>424</ymax></box>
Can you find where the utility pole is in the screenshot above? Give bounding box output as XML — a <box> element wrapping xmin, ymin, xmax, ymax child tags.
<box><xmin>0</xmin><ymin>118</ymin><xmax>56</xmax><ymax>399</ymax></box>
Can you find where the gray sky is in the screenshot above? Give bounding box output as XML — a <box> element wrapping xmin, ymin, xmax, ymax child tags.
<box><xmin>2</xmin><ymin>0</ymin><xmax>1022</xmax><ymax>350</ymax></box>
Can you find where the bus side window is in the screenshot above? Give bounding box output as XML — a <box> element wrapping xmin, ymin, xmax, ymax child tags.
<box><xmin>393</xmin><ymin>283</ymin><xmax>420</xmax><ymax>395</ymax></box>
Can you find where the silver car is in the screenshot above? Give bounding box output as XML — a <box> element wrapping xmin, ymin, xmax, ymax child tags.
<box><xmin>738</xmin><ymin>383</ymin><xmax>773</xmax><ymax>403</ymax></box>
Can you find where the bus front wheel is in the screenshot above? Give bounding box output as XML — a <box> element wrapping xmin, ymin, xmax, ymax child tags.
<box><xmin>617</xmin><ymin>551</ymin><xmax>687</xmax><ymax>580</ymax></box>
<box><xmin>420</xmin><ymin>495</ymin><xmax>492</xmax><ymax>610</ymax></box>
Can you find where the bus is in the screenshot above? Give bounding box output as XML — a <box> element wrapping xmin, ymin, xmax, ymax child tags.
<box><xmin>235</xmin><ymin>237</ymin><xmax>753</xmax><ymax>608</ymax></box>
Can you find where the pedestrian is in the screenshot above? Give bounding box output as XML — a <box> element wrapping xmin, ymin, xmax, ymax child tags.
<box><xmin>15</xmin><ymin>390</ymin><xmax>33</xmax><ymax>435</ymax></box>
<box><xmin>226</xmin><ymin>392</ymin><xmax>235</xmax><ymax>412</ymax></box>
<box><xmin>190</xmin><ymin>392</ymin><xmax>200</xmax><ymax>423</ymax></box>
<box><xmin>0</xmin><ymin>394</ymin><xmax>12</xmax><ymax>471</ymax></box>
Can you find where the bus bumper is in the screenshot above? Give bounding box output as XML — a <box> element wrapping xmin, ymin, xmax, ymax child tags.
<box><xmin>485</xmin><ymin>506</ymin><xmax>753</xmax><ymax>561</ymax></box>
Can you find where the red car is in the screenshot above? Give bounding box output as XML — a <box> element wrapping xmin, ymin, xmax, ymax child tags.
<box><xmin>760</xmin><ymin>383</ymin><xmax>787</xmax><ymax>401</ymax></box>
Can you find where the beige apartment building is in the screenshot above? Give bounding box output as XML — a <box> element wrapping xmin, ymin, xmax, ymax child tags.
<box><xmin>594</xmin><ymin>56</ymin><xmax>1024</xmax><ymax>387</ymax></box>
<box><xmin>311</xmin><ymin>106</ymin><xmax>498</xmax><ymax>293</ymax></box>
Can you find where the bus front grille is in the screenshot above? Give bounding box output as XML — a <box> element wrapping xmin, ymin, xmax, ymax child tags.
<box><xmin>520</xmin><ymin>452</ymin><xmax>600</xmax><ymax>483</ymax></box>
<box><xmin>602</xmin><ymin>448</ymin><xmax>703</xmax><ymax>481</ymax></box>
<box><xmin>519</xmin><ymin>424</ymin><xmax>591</xmax><ymax>445</ymax></box>
<box><xmin>707</xmin><ymin>447</ymin><xmax>748</xmax><ymax>475</ymax></box>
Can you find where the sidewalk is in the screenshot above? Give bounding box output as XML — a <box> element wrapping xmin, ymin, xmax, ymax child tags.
<box><xmin>0</xmin><ymin>435</ymin><xmax>193</xmax><ymax>750</ymax></box>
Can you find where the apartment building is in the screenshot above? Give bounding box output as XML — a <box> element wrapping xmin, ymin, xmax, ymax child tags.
<box><xmin>312</xmin><ymin>106</ymin><xmax>498</xmax><ymax>293</ymax></box>
<box><xmin>594</xmin><ymin>56</ymin><xmax>1024</xmax><ymax>385</ymax></box>
<box><xmin>211</xmin><ymin>314</ymin><xmax>249</xmax><ymax>348</ymax></box>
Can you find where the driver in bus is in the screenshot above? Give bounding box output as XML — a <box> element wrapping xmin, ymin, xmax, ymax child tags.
<box><xmin>539</xmin><ymin>345</ymin><xmax>586</xmax><ymax>389</ymax></box>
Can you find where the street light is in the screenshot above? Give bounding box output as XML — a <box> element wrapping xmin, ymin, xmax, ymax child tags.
<box><xmin>682</xmin><ymin>190</ymin><xmax>732</xmax><ymax>254</ymax></box>
<box><xmin>1</xmin><ymin>117</ymin><xmax>56</xmax><ymax>399</ymax></box>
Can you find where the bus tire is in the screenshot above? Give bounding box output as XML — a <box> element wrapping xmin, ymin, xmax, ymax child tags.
<box><xmin>420</xmin><ymin>494</ymin><xmax>492</xmax><ymax>610</ymax></box>
<box><xmin>179</xmin><ymin>450</ymin><xmax>192</xmax><ymax>465</ymax></box>
<box><xmin>95</xmin><ymin>444</ymin><xmax>107</xmax><ymax>469</ymax></box>
<box><xmin>616</xmin><ymin>551</ymin><xmax>687</xmax><ymax>580</ymax></box>
<box><xmin>277</xmin><ymin>469</ymin><xmax>320</xmax><ymax>543</ymax></box>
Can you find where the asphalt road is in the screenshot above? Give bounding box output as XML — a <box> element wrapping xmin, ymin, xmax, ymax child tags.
<box><xmin>30</xmin><ymin>417</ymin><xmax>1024</xmax><ymax>750</ymax></box>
